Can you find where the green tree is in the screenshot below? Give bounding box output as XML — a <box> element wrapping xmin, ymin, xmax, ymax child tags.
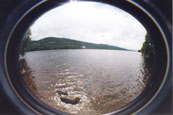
<box><xmin>141</xmin><ymin>33</ymin><xmax>155</xmax><ymax>60</ymax></box>
<box><xmin>140</xmin><ymin>33</ymin><xmax>155</xmax><ymax>86</ymax></box>
<box><xmin>21</xmin><ymin>29</ymin><xmax>32</xmax><ymax>55</ymax></box>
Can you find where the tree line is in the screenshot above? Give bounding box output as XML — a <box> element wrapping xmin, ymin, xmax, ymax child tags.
<box><xmin>20</xmin><ymin>30</ymin><xmax>129</xmax><ymax>55</ymax></box>
<box><xmin>21</xmin><ymin>29</ymin><xmax>155</xmax><ymax>60</ymax></box>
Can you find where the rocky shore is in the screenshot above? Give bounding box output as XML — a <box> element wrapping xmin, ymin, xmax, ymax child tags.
<box><xmin>19</xmin><ymin>58</ymin><xmax>39</xmax><ymax>97</ymax></box>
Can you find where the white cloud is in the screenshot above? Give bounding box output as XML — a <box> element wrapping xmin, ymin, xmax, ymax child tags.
<box><xmin>30</xmin><ymin>1</ymin><xmax>147</xmax><ymax>50</ymax></box>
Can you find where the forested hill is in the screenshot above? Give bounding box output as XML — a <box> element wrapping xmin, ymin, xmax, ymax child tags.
<box><xmin>26</xmin><ymin>37</ymin><xmax>129</xmax><ymax>51</ymax></box>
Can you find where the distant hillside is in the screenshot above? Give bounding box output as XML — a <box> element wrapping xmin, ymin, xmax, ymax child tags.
<box><xmin>26</xmin><ymin>37</ymin><xmax>129</xmax><ymax>51</ymax></box>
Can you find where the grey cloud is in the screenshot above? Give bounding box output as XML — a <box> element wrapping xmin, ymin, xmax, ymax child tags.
<box><xmin>30</xmin><ymin>1</ymin><xmax>146</xmax><ymax>50</ymax></box>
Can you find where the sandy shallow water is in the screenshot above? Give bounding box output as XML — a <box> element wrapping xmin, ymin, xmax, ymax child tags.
<box><xmin>20</xmin><ymin>49</ymin><xmax>148</xmax><ymax>114</ymax></box>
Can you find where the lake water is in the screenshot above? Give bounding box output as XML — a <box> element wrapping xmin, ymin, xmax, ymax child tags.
<box><xmin>23</xmin><ymin>49</ymin><xmax>148</xmax><ymax>114</ymax></box>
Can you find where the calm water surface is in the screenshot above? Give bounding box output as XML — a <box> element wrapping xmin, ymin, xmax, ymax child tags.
<box><xmin>23</xmin><ymin>49</ymin><xmax>147</xmax><ymax>114</ymax></box>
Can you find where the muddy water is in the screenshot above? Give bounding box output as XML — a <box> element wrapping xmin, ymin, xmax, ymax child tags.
<box><xmin>22</xmin><ymin>49</ymin><xmax>148</xmax><ymax>114</ymax></box>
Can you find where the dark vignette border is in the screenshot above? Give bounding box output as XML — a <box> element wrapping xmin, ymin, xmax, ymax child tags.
<box><xmin>0</xmin><ymin>0</ymin><xmax>171</xmax><ymax>114</ymax></box>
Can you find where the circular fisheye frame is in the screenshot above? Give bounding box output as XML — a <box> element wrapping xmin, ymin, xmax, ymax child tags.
<box><xmin>18</xmin><ymin>1</ymin><xmax>153</xmax><ymax>115</ymax></box>
<box><xmin>0</xmin><ymin>0</ymin><xmax>171</xmax><ymax>115</ymax></box>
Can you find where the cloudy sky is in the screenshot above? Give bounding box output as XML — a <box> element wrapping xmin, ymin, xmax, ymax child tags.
<box><xmin>30</xmin><ymin>1</ymin><xmax>147</xmax><ymax>50</ymax></box>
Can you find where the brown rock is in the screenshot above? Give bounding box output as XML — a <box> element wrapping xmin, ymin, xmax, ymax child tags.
<box><xmin>60</xmin><ymin>96</ymin><xmax>80</xmax><ymax>105</ymax></box>
<box><xmin>56</xmin><ymin>90</ymin><xmax>68</xmax><ymax>96</ymax></box>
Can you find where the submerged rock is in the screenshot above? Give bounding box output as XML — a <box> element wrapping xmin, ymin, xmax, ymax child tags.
<box><xmin>56</xmin><ymin>90</ymin><xmax>68</xmax><ymax>96</ymax></box>
<box><xmin>60</xmin><ymin>96</ymin><xmax>80</xmax><ymax>105</ymax></box>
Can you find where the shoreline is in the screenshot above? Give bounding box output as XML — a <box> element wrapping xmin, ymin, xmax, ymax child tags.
<box><xmin>19</xmin><ymin>59</ymin><xmax>40</xmax><ymax>97</ymax></box>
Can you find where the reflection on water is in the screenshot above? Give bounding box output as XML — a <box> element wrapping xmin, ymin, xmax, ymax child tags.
<box><xmin>20</xmin><ymin>49</ymin><xmax>150</xmax><ymax>114</ymax></box>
